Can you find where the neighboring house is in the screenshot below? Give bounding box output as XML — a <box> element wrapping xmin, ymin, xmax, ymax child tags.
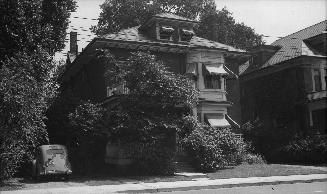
<box><xmin>240</xmin><ymin>21</ymin><xmax>327</xmax><ymax>134</ymax></box>
<box><xmin>62</xmin><ymin>13</ymin><xmax>248</xmax><ymax>130</ymax></box>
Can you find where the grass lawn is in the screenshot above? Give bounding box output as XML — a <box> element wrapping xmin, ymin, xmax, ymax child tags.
<box><xmin>1</xmin><ymin>164</ymin><xmax>326</xmax><ymax>191</ymax></box>
<box><xmin>207</xmin><ymin>164</ymin><xmax>327</xmax><ymax>180</ymax></box>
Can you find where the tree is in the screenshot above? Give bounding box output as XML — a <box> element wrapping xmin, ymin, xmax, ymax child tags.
<box><xmin>91</xmin><ymin>0</ymin><xmax>215</xmax><ymax>36</ymax></box>
<box><xmin>0</xmin><ymin>51</ymin><xmax>58</xmax><ymax>180</ymax></box>
<box><xmin>0</xmin><ymin>0</ymin><xmax>76</xmax><ymax>58</ymax></box>
<box><xmin>196</xmin><ymin>8</ymin><xmax>264</xmax><ymax>50</ymax></box>
<box><xmin>0</xmin><ymin>0</ymin><xmax>76</xmax><ymax>180</ymax></box>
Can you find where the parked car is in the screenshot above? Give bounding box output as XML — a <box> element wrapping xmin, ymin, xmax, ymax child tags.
<box><xmin>32</xmin><ymin>144</ymin><xmax>72</xmax><ymax>180</ymax></box>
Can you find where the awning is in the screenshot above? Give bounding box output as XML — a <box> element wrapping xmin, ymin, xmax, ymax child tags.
<box><xmin>203</xmin><ymin>63</ymin><xmax>228</xmax><ymax>75</ymax></box>
<box><xmin>205</xmin><ymin>114</ymin><xmax>230</xmax><ymax>127</ymax></box>
<box><xmin>160</xmin><ymin>26</ymin><xmax>174</xmax><ymax>33</ymax></box>
<box><xmin>181</xmin><ymin>29</ymin><xmax>194</xmax><ymax>36</ymax></box>
<box><xmin>186</xmin><ymin>63</ymin><xmax>197</xmax><ymax>76</ymax></box>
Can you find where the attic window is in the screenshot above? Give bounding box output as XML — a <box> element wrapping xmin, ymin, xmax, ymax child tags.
<box><xmin>180</xmin><ymin>29</ymin><xmax>194</xmax><ymax>42</ymax></box>
<box><xmin>159</xmin><ymin>26</ymin><xmax>174</xmax><ymax>40</ymax></box>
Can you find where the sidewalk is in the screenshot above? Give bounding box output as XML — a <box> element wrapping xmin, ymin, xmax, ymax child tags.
<box><xmin>2</xmin><ymin>173</ymin><xmax>327</xmax><ymax>194</ymax></box>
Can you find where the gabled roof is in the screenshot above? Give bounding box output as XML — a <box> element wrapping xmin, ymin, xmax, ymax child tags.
<box><xmin>100</xmin><ymin>26</ymin><xmax>244</xmax><ymax>53</ymax></box>
<box><xmin>262</xmin><ymin>20</ymin><xmax>327</xmax><ymax>68</ymax></box>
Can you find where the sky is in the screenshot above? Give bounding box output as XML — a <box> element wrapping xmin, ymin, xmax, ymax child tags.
<box><xmin>55</xmin><ymin>0</ymin><xmax>327</xmax><ymax>60</ymax></box>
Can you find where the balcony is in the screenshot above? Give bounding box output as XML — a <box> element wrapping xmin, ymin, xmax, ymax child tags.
<box><xmin>199</xmin><ymin>89</ymin><xmax>227</xmax><ymax>101</ymax></box>
<box><xmin>307</xmin><ymin>90</ymin><xmax>326</xmax><ymax>101</ymax></box>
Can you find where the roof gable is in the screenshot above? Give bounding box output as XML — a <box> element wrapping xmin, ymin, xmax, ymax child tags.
<box><xmin>262</xmin><ymin>20</ymin><xmax>327</xmax><ymax>68</ymax></box>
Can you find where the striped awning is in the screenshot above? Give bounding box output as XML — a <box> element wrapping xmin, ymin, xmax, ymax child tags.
<box><xmin>205</xmin><ymin>114</ymin><xmax>230</xmax><ymax>127</ymax></box>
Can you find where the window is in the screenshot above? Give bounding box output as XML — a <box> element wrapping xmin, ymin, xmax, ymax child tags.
<box><xmin>179</xmin><ymin>29</ymin><xmax>194</xmax><ymax>42</ymax></box>
<box><xmin>313</xmin><ymin>69</ymin><xmax>322</xmax><ymax>91</ymax></box>
<box><xmin>324</xmin><ymin>68</ymin><xmax>327</xmax><ymax>89</ymax></box>
<box><xmin>202</xmin><ymin>63</ymin><xmax>226</xmax><ymax>89</ymax></box>
<box><xmin>159</xmin><ymin>26</ymin><xmax>174</xmax><ymax>40</ymax></box>
<box><xmin>312</xmin><ymin>109</ymin><xmax>327</xmax><ymax>134</ymax></box>
<box><xmin>204</xmin><ymin>74</ymin><xmax>221</xmax><ymax>89</ymax></box>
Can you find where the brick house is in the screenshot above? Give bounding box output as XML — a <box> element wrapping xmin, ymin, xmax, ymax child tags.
<box><xmin>62</xmin><ymin>13</ymin><xmax>248</xmax><ymax>130</ymax></box>
<box><xmin>239</xmin><ymin>21</ymin><xmax>327</xmax><ymax>134</ymax></box>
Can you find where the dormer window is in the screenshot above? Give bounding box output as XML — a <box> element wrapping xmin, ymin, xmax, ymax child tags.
<box><xmin>159</xmin><ymin>26</ymin><xmax>174</xmax><ymax>40</ymax></box>
<box><xmin>180</xmin><ymin>29</ymin><xmax>194</xmax><ymax>42</ymax></box>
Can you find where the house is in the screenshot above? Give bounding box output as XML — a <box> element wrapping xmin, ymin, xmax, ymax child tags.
<box><xmin>239</xmin><ymin>21</ymin><xmax>327</xmax><ymax>134</ymax></box>
<box><xmin>62</xmin><ymin>13</ymin><xmax>248</xmax><ymax>130</ymax></box>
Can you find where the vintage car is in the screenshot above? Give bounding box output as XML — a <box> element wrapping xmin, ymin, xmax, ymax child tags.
<box><xmin>32</xmin><ymin>144</ymin><xmax>72</xmax><ymax>180</ymax></box>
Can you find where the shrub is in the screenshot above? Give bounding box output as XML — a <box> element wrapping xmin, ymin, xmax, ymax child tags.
<box><xmin>183</xmin><ymin>125</ymin><xmax>247</xmax><ymax>172</ymax></box>
<box><xmin>270</xmin><ymin>135</ymin><xmax>327</xmax><ymax>164</ymax></box>
<box><xmin>68</xmin><ymin>101</ymin><xmax>108</xmax><ymax>173</ymax></box>
<box><xmin>133</xmin><ymin>141</ymin><xmax>176</xmax><ymax>175</ymax></box>
<box><xmin>241</xmin><ymin>153</ymin><xmax>266</xmax><ymax>165</ymax></box>
<box><xmin>241</xmin><ymin>120</ymin><xmax>297</xmax><ymax>162</ymax></box>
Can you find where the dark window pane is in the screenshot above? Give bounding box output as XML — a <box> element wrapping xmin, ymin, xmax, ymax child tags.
<box><xmin>312</xmin><ymin>109</ymin><xmax>327</xmax><ymax>134</ymax></box>
<box><xmin>204</xmin><ymin>75</ymin><xmax>221</xmax><ymax>89</ymax></box>
<box><xmin>313</xmin><ymin>69</ymin><xmax>321</xmax><ymax>91</ymax></box>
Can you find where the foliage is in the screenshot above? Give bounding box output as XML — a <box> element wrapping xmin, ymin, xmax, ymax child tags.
<box><xmin>0</xmin><ymin>0</ymin><xmax>76</xmax><ymax>58</ymax></box>
<box><xmin>67</xmin><ymin>101</ymin><xmax>108</xmax><ymax>173</ymax></box>
<box><xmin>196</xmin><ymin>7</ymin><xmax>264</xmax><ymax>50</ymax></box>
<box><xmin>101</xmin><ymin>51</ymin><xmax>198</xmax><ymax>138</ymax></box>
<box><xmin>131</xmin><ymin>133</ymin><xmax>176</xmax><ymax>175</ymax></box>
<box><xmin>0</xmin><ymin>51</ymin><xmax>57</xmax><ymax>180</ymax></box>
<box><xmin>241</xmin><ymin>120</ymin><xmax>297</xmax><ymax>160</ymax></box>
<box><xmin>92</xmin><ymin>0</ymin><xmax>215</xmax><ymax>35</ymax></box>
<box><xmin>270</xmin><ymin>135</ymin><xmax>327</xmax><ymax>164</ymax></box>
<box><xmin>0</xmin><ymin>0</ymin><xmax>76</xmax><ymax>180</ymax></box>
<box><xmin>176</xmin><ymin>115</ymin><xmax>200</xmax><ymax>139</ymax></box>
<box><xmin>97</xmin><ymin>51</ymin><xmax>198</xmax><ymax>174</ymax></box>
<box><xmin>242</xmin><ymin>120</ymin><xmax>327</xmax><ymax>164</ymax></box>
<box><xmin>241</xmin><ymin>153</ymin><xmax>266</xmax><ymax>165</ymax></box>
<box><xmin>183</xmin><ymin>125</ymin><xmax>247</xmax><ymax>172</ymax></box>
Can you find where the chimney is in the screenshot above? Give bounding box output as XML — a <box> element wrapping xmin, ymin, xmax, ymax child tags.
<box><xmin>70</xmin><ymin>31</ymin><xmax>78</xmax><ymax>55</ymax></box>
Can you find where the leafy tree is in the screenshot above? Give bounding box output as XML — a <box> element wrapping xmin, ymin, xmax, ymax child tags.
<box><xmin>0</xmin><ymin>0</ymin><xmax>76</xmax><ymax>180</ymax></box>
<box><xmin>0</xmin><ymin>0</ymin><xmax>76</xmax><ymax>58</ymax></box>
<box><xmin>196</xmin><ymin>7</ymin><xmax>264</xmax><ymax>50</ymax></box>
<box><xmin>91</xmin><ymin>0</ymin><xmax>215</xmax><ymax>36</ymax></box>
<box><xmin>0</xmin><ymin>51</ymin><xmax>58</xmax><ymax>180</ymax></box>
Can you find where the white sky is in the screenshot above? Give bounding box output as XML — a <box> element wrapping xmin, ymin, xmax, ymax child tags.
<box><xmin>55</xmin><ymin>0</ymin><xmax>327</xmax><ymax>60</ymax></box>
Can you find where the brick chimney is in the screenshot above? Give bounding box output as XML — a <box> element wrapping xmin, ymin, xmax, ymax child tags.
<box><xmin>69</xmin><ymin>31</ymin><xmax>78</xmax><ymax>55</ymax></box>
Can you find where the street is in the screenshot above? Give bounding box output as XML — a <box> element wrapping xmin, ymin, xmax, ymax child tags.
<box><xmin>157</xmin><ymin>181</ymin><xmax>327</xmax><ymax>194</ymax></box>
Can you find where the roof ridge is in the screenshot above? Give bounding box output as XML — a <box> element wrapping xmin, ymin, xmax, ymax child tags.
<box><xmin>273</xmin><ymin>20</ymin><xmax>327</xmax><ymax>43</ymax></box>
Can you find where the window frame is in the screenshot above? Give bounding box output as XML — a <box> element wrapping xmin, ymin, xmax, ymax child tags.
<box><xmin>158</xmin><ymin>26</ymin><xmax>174</xmax><ymax>41</ymax></box>
<box><xmin>313</xmin><ymin>68</ymin><xmax>322</xmax><ymax>91</ymax></box>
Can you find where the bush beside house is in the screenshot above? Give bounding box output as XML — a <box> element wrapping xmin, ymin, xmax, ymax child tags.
<box><xmin>182</xmin><ymin>125</ymin><xmax>248</xmax><ymax>172</ymax></box>
<box><xmin>242</xmin><ymin>120</ymin><xmax>327</xmax><ymax>164</ymax></box>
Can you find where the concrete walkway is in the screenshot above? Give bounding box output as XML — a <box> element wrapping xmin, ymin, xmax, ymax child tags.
<box><xmin>2</xmin><ymin>174</ymin><xmax>327</xmax><ymax>194</ymax></box>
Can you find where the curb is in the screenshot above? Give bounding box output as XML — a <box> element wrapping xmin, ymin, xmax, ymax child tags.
<box><xmin>2</xmin><ymin>174</ymin><xmax>327</xmax><ymax>194</ymax></box>
<box><xmin>122</xmin><ymin>178</ymin><xmax>327</xmax><ymax>193</ymax></box>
